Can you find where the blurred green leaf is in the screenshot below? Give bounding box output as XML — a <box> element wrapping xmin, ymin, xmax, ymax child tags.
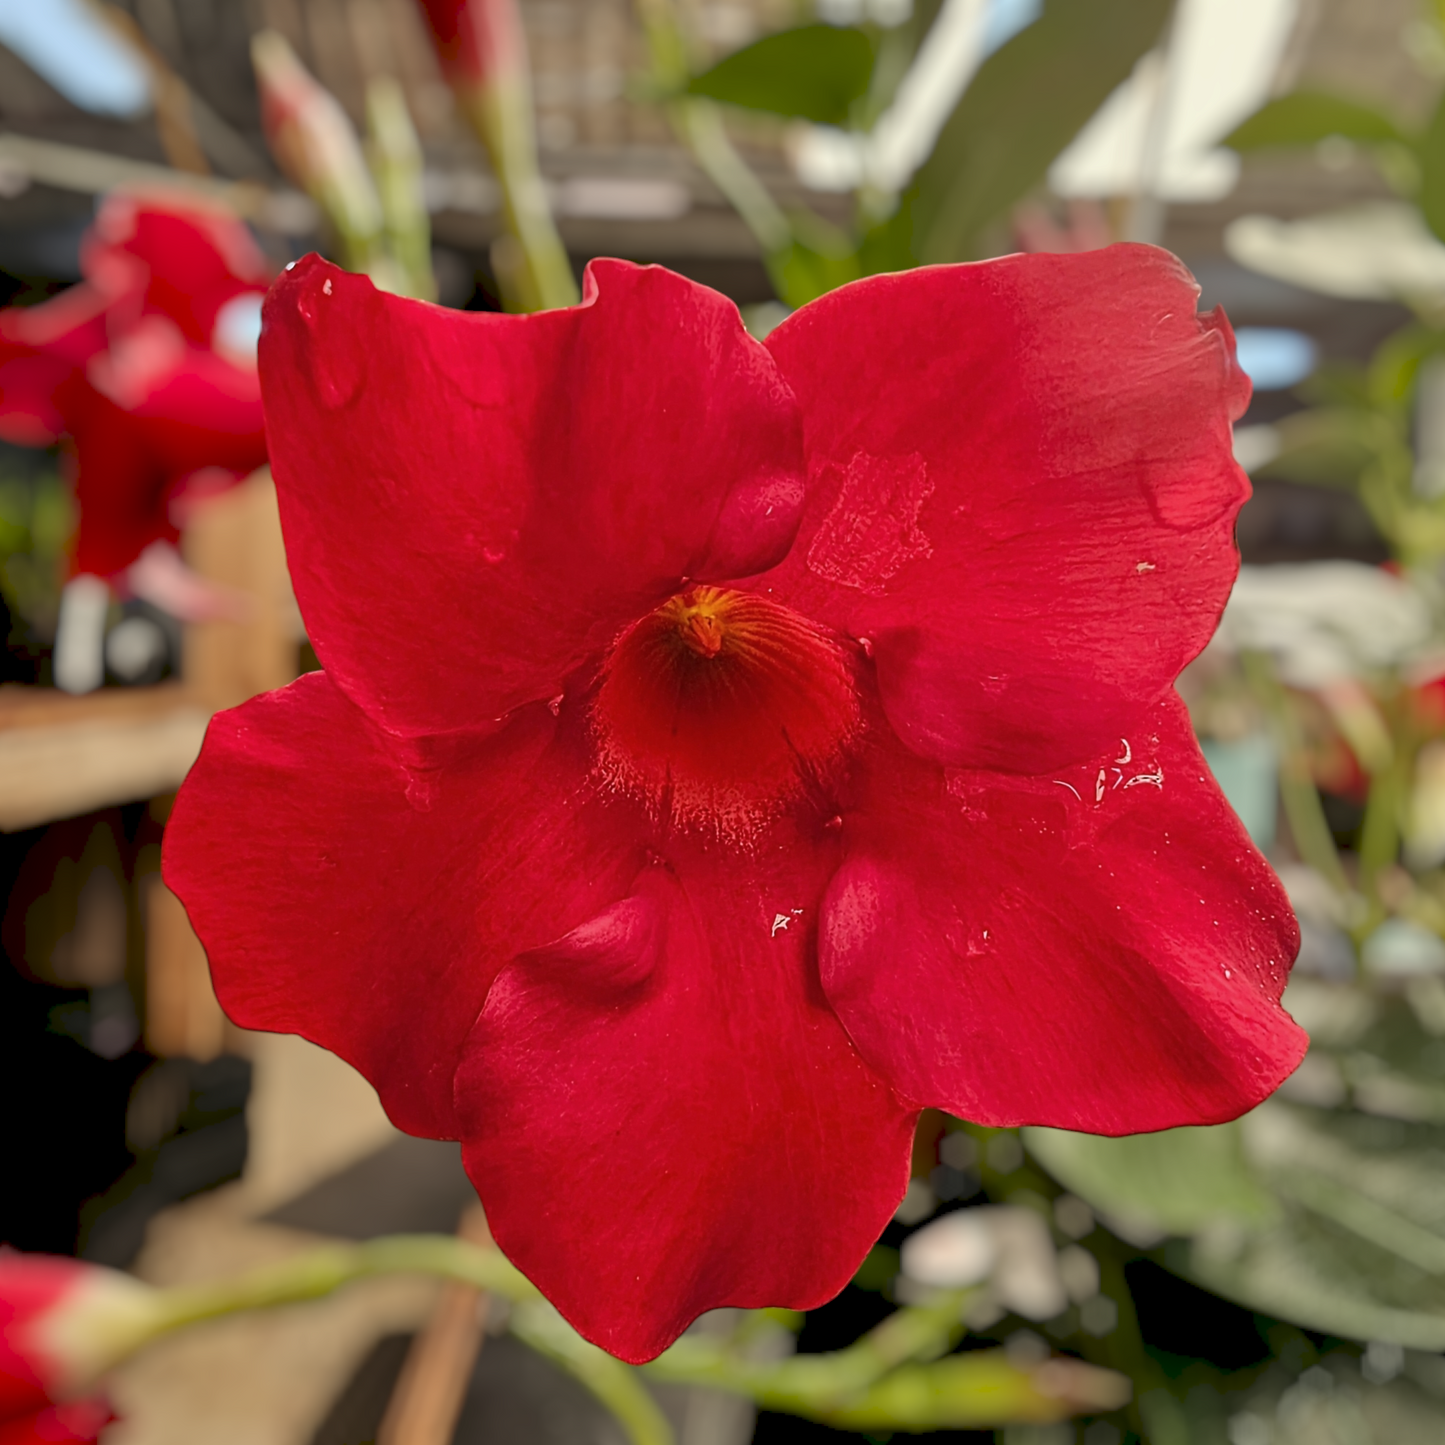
<box><xmin>902</xmin><ymin>0</ymin><xmax>1170</xmax><ymax>264</ymax></box>
<box><xmin>1223</xmin><ymin>91</ymin><xmax>1408</xmax><ymax>152</ymax></box>
<box><xmin>1257</xmin><ymin>407</ymin><xmax>1386</xmax><ymax>489</ymax></box>
<box><xmin>768</xmin><ymin>236</ymin><xmax>864</xmax><ymax>309</ymax></box>
<box><xmin>767</xmin><ymin>207</ymin><xmax>864</xmax><ymax>307</ymax></box>
<box><xmin>1184</xmin><ymin>1096</ymin><xmax>1445</xmax><ymax>1350</ymax></box>
<box><xmin>1029</xmin><ymin>978</ymin><xmax>1445</xmax><ymax>1351</ymax></box>
<box><xmin>1419</xmin><ymin>90</ymin><xmax>1445</xmax><ymax>243</ymax></box>
<box><xmin>686</xmin><ymin>24</ymin><xmax>876</xmax><ymax>126</ymax></box>
<box><xmin>1025</xmin><ymin>1123</ymin><xmax>1277</xmax><ymax>1238</ymax></box>
<box><xmin>852</xmin><ymin>1244</ymin><xmax>901</xmax><ymax>1293</ymax></box>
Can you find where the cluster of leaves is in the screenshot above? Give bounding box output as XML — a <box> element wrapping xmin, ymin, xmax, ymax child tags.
<box><xmin>670</xmin><ymin>0</ymin><xmax>1171</xmax><ymax>306</ymax></box>
<box><xmin>1022</xmin><ymin>974</ymin><xmax>1445</xmax><ymax>1441</ymax></box>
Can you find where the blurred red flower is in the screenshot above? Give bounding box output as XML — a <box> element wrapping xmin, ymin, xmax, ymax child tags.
<box><xmin>0</xmin><ymin>190</ymin><xmax>270</xmax><ymax>581</ymax></box>
<box><xmin>0</xmin><ymin>1254</ymin><xmax>142</xmax><ymax>1443</ymax></box>
<box><xmin>165</xmin><ymin>248</ymin><xmax>1307</xmax><ymax>1362</ymax></box>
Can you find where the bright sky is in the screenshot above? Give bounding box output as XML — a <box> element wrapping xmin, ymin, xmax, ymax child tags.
<box><xmin>0</xmin><ymin>0</ymin><xmax>151</xmax><ymax>117</ymax></box>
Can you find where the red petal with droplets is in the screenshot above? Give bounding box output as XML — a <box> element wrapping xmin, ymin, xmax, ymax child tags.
<box><xmin>819</xmin><ymin>692</ymin><xmax>1305</xmax><ymax>1133</ymax></box>
<box><xmin>260</xmin><ymin>256</ymin><xmax>804</xmax><ymax>754</ymax></box>
<box><xmin>763</xmin><ymin>245</ymin><xmax>1250</xmax><ymax>776</ymax></box>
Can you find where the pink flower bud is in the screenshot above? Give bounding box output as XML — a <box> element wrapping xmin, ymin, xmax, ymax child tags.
<box><xmin>415</xmin><ymin>0</ymin><xmax>526</xmax><ymax>92</ymax></box>
<box><xmin>1</xmin><ymin>1253</ymin><xmax>161</xmax><ymax>1439</ymax></box>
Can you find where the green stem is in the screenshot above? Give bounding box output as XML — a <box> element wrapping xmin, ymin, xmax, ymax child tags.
<box><xmin>112</xmin><ymin>1239</ymin><xmax>1121</xmax><ymax>1439</ymax></box>
<box><xmin>1240</xmin><ymin>649</ymin><xmax>1351</xmax><ymax>897</ymax></box>
<box><xmin>511</xmin><ymin>1303</ymin><xmax>676</xmax><ymax>1445</ymax></box>
<box><xmin>670</xmin><ymin>98</ymin><xmax>791</xmax><ymax>255</ymax></box>
<box><xmin>633</xmin><ymin>0</ymin><xmax>792</xmax><ymax>261</ymax></box>
<box><xmin>458</xmin><ymin>81</ymin><xmax>578</xmax><ymax>312</ymax></box>
<box><xmin>642</xmin><ymin>1288</ymin><xmax>971</xmax><ymax>1411</ymax></box>
<box><xmin>147</xmin><ymin>1235</ymin><xmax>540</xmax><ymax>1336</ymax></box>
<box><xmin>1357</xmin><ymin>713</ymin><xmax>1414</xmax><ymax>926</ymax></box>
<box><xmin>365</xmin><ymin>75</ymin><xmax>436</xmax><ymax>301</ymax></box>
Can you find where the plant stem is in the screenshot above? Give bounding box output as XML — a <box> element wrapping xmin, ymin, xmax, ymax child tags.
<box><xmin>457</xmin><ymin>82</ymin><xmax>577</xmax><ymax>310</ymax></box>
<box><xmin>642</xmin><ymin>1288</ymin><xmax>971</xmax><ymax>1410</ymax></box>
<box><xmin>147</xmin><ymin>1235</ymin><xmax>540</xmax><ymax>1335</ymax></box>
<box><xmin>632</xmin><ymin>0</ymin><xmax>792</xmax><ymax>260</ymax></box>
<box><xmin>1357</xmin><ymin>704</ymin><xmax>1414</xmax><ymax>926</ymax></box>
<box><xmin>510</xmin><ymin>1302</ymin><xmax>677</xmax><ymax>1445</ymax></box>
<box><xmin>118</xmin><ymin>1237</ymin><xmax>1122</xmax><ymax>1439</ymax></box>
<box><xmin>1240</xmin><ymin>649</ymin><xmax>1351</xmax><ymax>897</ymax></box>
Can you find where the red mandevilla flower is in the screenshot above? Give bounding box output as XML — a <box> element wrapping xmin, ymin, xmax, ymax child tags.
<box><xmin>0</xmin><ymin>191</ymin><xmax>269</xmax><ymax>582</ymax></box>
<box><xmin>164</xmin><ymin>247</ymin><xmax>1308</xmax><ymax>1363</ymax></box>
<box><xmin>0</xmin><ymin>1254</ymin><xmax>155</xmax><ymax>1443</ymax></box>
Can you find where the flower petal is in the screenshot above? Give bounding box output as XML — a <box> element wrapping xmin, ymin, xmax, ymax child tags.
<box><xmin>763</xmin><ymin>246</ymin><xmax>1250</xmax><ymax>775</ymax></box>
<box><xmin>163</xmin><ymin>671</ymin><xmax>647</xmax><ymax>1139</ymax></box>
<box><xmin>260</xmin><ymin>257</ymin><xmax>804</xmax><ymax>753</ymax></box>
<box><xmin>819</xmin><ymin>693</ymin><xmax>1305</xmax><ymax>1133</ymax></box>
<box><xmin>454</xmin><ymin>829</ymin><xmax>917</xmax><ymax>1363</ymax></box>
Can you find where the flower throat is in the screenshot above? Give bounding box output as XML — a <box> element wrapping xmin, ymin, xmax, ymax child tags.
<box><xmin>592</xmin><ymin>585</ymin><xmax>861</xmax><ymax>842</ymax></box>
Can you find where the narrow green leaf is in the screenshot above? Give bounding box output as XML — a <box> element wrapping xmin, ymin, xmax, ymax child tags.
<box><xmin>686</xmin><ymin>24</ymin><xmax>876</xmax><ymax>126</ymax></box>
<box><xmin>1418</xmin><ymin>90</ymin><xmax>1445</xmax><ymax>243</ymax></box>
<box><xmin>903</xmin><ymin>0</ymin><xmax>1170</xmax><ymax>265</ymax></box>
<box><xmin>1223</xmin><ymin>91</ymin><xmax>1407</xmax><ymax>152</ymax></box>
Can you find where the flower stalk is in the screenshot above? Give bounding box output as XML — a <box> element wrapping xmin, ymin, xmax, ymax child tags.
<box><xmin>251</xmin><ymin>31</ymin><xmax>435</xmax><ymax>299</ymax></box>
<box><xmin>416</xmin><ymin>0</ymin><xmax>576</xmax><ymax>311</ymax></box>
<box><xmin>366</xmin><ymin>75</ymin><xmax>438</xmax><ymax>302</ymax></box>
<box><xmin>252</xmin><ymin>30</ymin><xmax>386</xmax><ymax>281</ymax></box>
<box><xmin>49</xmin><ymin>1237</ymin><xmax>1122</xmax><ymax>1443</ymax></box>
<box><xmin>631</xmin><ymin>0</ymin><xmax>791</xmax><ymax>260</ymax></box>
<box><xmin>1240</xmin><ymin>648</ymin><xmax>1352</xmax><ymax>901</ymax></box>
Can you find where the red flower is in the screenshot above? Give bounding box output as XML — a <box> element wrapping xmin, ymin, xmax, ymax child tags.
<box><xmin>164</xmin><ymin>247</ymin><xmax>1307</xmax><ymax>1363</ymax></box>
<box><xmin>0</xmin><ymin>1254</ymin><xmax>154</xmax><ymax>1442</ymax></box>
<box><xmin>0</xmin><ymin>191</ymin><xmax>270</xmax><ymax>580</ymax></box>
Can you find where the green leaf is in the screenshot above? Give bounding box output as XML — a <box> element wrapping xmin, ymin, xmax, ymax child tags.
<box><xmin>766</xmin><ymin>209</ymin><xmax>864</xmax><ymax>308</ymax></box>
<box><xmin>686</xmin><ymin>24</ymin><xmax>876</xmax><ymax>126</ymax></box>
<box><xmin>902</xmin><ymin>0</ymin><xmax>1171</xmax><ymax>265</ymax></box>
<box><xmin>852</xmin><ymin>1244</ymin><xmax>901</xmax><ymax>1293</ymax></box>
<box><xmin>1255</xmin><ymin>408</ymin><xmax>1380</xmax><ymax>490</ymax></box>
<box><xmin>1223</xmin><ymin>91</ymin><xmax>1408</xmax><ymax>152</ymax></box>
<box><xmin>1182</xmin><ymin>1097</ymin><xmax>1445</xmax><ymax>1350</ymax></box>
<box><xmin>1418</xmin><ymin>90</ymin><xmax>1445</xmax><ymax>243</ymax></box>
<box><xmin>1024</xmin><ymin>1123</ymin><xmax>1277</xmax><ymax>1238</ymax></box>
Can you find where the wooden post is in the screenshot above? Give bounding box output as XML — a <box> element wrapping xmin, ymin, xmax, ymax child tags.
<box><xmin>376</xmin><ymin>1205</ymin><xmax>493</xmax><ymax>1445</ymax></box>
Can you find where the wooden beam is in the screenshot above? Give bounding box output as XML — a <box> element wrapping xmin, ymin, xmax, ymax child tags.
<box><xmin>0</xmin><ymin>685</ymin><xmax>209</xmax><ymax>833</ymax></box>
